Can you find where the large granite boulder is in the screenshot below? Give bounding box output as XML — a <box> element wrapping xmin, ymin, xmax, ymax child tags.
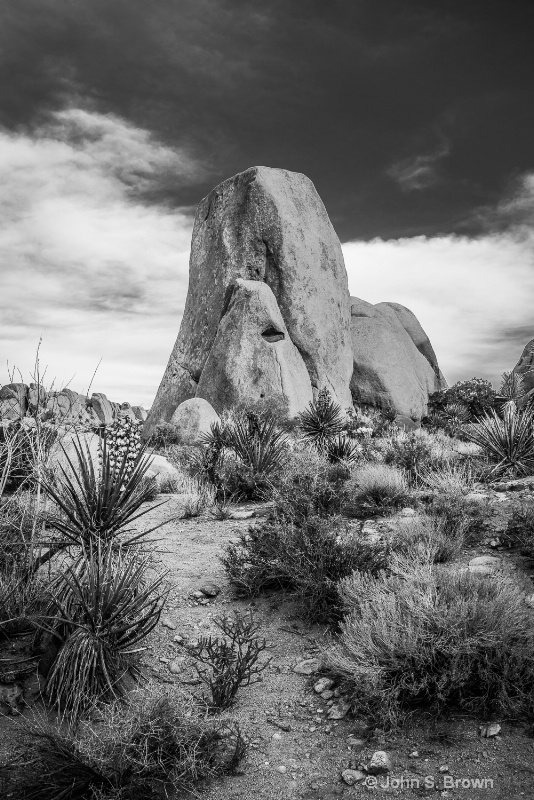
<box><xmin>349</xmin><ymin>296</ymin><xmax>443</xmax><ymax>424</ymax></box>
<box><xmin>376</xmin><ymin>302</ymin><xmax>444</xmax><ymax>383</ymax></box>
<box><xmin>196</xmin><ymin>280</ymin><xmax>313</xmax><ymax>418</ymax></box>
<box><xmin>91</xmin><ymin>393</ymin><xmax>115</xmax><ymax>425</ymax></box>
<box><xmin>511</xmin><ymin>339</ymin><xmax>534</xmax><ymax>405</ymax></box>
<box><xmin>170</xmin><ymin>398</ymin><xmax>221</xmax><ymax>445</ymax></box>
<box><xmin>145</xmin><ymin>166</ymin><xmax>353</xmax><ymax>435</ymax></box>
<box><xmin>0</xmin><ymin>383</ymin><xmax>28</xmax><ymax>420</ymax></box>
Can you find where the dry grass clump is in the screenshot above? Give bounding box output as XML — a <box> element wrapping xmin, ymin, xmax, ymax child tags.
<box><xmin>178</xmin><ymin>476</ymin><xmax>214</xmax><ymax>518</ymax></box>
<box><xmin>344</xmin><ymin>462</ymin><xmax>410</xmax><ymax>517</ymax></box>
<box><xmin>327</xmin><ymin>556</ymin><xmax>534</xmax><ymax>728</ymax></box>
<box><xmin>393</xmin><ymin>513</ymin><xmax>467</xmax><ymax>565</ymax></box>
<box><xmin>420</xmin><ymin>461</ymin><xmax>475</xmax><ymax>496</ymax></box>
<box><xmin>2</xmin><ymin>687</ymin><xmax>246</xmax><ymax>799</ymax></box>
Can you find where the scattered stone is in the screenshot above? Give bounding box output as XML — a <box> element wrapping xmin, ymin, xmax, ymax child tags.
<box><xmin>314</xmin><ymin>677</ymin><xmax>334</xmax><ymax>694</ymax></box>
<box><xmin>409</xmin><ymin>750</ymin><xmax>419</xmax><ymax>758</ymax></box>
<box><xmin>399</xmin><ymin>507</ymin><xmax>416</xmax><ymax>517</ymax></box>
<box><xmin>199</xmin><ymin>582</ymin><xmax>221</xmax><ymax>598</ymax></box>
<box><xmin>161</xmin><ymin>617</ymin><xmax>177</xmax><ymax>630</ymax></box>
<box><xmin>169</xmin><ymin>659</ymin><xmax>184</xmax><ymax>675</ymax></box>
<box><xmin>439</xmin><ymin>765</ymin><xmax>449</xmax><ymax>773</ymax></box>
<box><xmin>480</xmin><ymin>723</ymin><xmax>501</xmax><ymax>738</ymax></box>
<box><xmin>489</xmin><ymin>538</ymin><xmax>501</xmax><ymax>548</ymax></box>
<box><xmin>267</xmin><ymin>718</ymin><xmax>292</xmax><ymax>732</ymax></box>
<box><xmin>341</xmin><ymin>769</ymin><xmax>366</xmax><ymax>786</ymax></box>
<box><xmin>173</xmin><ymin>634</ymin><xmax>185</xmax><ymax>643</ymax></box>
<box><xmin>294</xmin><ymin>658</ymin><xmax>321</xmax><ymax>676</ymax></box>
<box><xmin>192</xmin><ymin>590</ymin><xmax>204</xmax><ymax>599</ymax></box>
<box><xmin>272</xmin><ymin>732</ymin><xmax>283</xmax><ymax>741</ymax></box>
<box><xmin>230</xmin><ymin>510</ymin><xmax>255</xmax><ymax>520</ymax></box>
<box><xmin>327</xmin><ymin>700</ymin><xmax>351</xmax><ymax>720</ymax></box>
<box><xmin>468</xmin><ymin>555</ymin><xmax>503</xmax><ymax>575</ymax></box>
<box><xmin>367</xmin><ymin>751</ymin><xmax>392</xmax><ymax>775</ymax></box>
<box><xmin>321</xmin><ymin>690</ymin><xmax>334</xmax><ymax>700</ymax></box>
<box><xmin>348</xmin><ymin>737</ymin><xmax>365</xmax><ymax>749</ymax></box>
<box><xmin>277</xmin><ymin>765</ymin><xmax>287</xmax><ymax>774</ymax></box>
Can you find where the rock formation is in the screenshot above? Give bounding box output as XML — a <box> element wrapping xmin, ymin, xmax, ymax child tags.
<box><xmin>511</xmin><ymin>339</ymin><xmax>534</xmax><ymax>405</ymax></box>
<box><xmin>349</xmin><ymin>297</ymin><xmax>443</xmax><ymax>425</ymax></box>
<box><xmin>145</xmin><ymin>166</ymin><xmax>353</xmax><ymax>435</ymax></box>
<box><xmin>170</xmin><ymin>398</ymin><xmax>221</xmax><ymax>445</ymax></box>
<box><xmin>145</xmin><ymin>166</ymin><xmax>445</xmax><ymax>433</ymax></box>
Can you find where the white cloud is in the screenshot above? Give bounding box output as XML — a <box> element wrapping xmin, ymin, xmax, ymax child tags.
<box><xmin>0</xmin><ymin>108</ymin><xmax>196</xmax><ymax>407</ymax></box>
<box><xmin>342</xmin><ymin>227</ymin><xmax>534</xmax><ymax>387</ymax></box>
<box><xmin>387</xmin><ymin>140</ymin><xmax>450</xmax><ymax>191</ymax></box>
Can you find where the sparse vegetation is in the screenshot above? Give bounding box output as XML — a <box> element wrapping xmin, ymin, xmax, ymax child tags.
<box><xmin>344</xmin><ymin>462</ymin><xmax>410</xmax><ymax>517</ymax></box>
<box><xmin>465</xmin><ymin>405</ymin><xmax>534</xmax><ymax>479</ymax></box>
<box><xmin>298</xmin><ymin>388</ymin><xmax>345</xmax><ymax>452</ymax></box>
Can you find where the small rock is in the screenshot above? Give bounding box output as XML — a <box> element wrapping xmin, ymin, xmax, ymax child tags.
<box><xmin>314</xmin><ymin>677</ymin><xmax>334</xmax><ymax>694</ymax></box>
<box><xmin>161</xmin><ymin>616</ymin><xmax>177</xmax><ymax>630</ymax></box>
<box><xmin>439</xmin><ymin>765</ymin><xmax>449</xmax><ymax>773</ymax></box>
<box><xmin>327</xmin><ymin>700</ymin><xmax>350</xmax><ymax>720</ymax></box>
<box><xmin>169</xmin><ymin>659</ymin><xmax>184</xmax><ymax>674</ymax></box>
<box><xmin>173</xmin><ymin>634</ymin><xmax>185</xmax><ymax>643</ymax></box>
<box><xmin>321</xmin><ymin>690</ymin><xmax>334</xmax><ymax>700</ymax></box>
<box><xmin>409</xmin><ymin>750</ymin><xmax>419</xmax><ymax>758</ymax></box>
<box><xmin>480</xmin><ymin>722</ymin><xmax>501</xmax><ymax>738</ymax></box>
<box><xmin>489</xmin><ymin>538</ymin><xmax>501</xmax><ymax>548</ymax></box>
<box><xmin>272</xmin><ymin>732</ymin><xmax>282</xmax><ymax>741</ymax></box>
<box><xmin>199</xmin><ymin>582</ymin><xmax>221</xmax><ymax>598</ymax></box>
<box><xmin>367</xmin><ymin>751</ymin><xmax>392</xmax><ymax>775</ymax></box>
<box><xmin>192</xmin><ymin>590</ymin><xmax>204</xmax><ymax>599</ymax></box>
<box><xmin>341</xmin><ymin>769</ymin><xmax>366</xmax><ymax>785</ymax></box>
<box><xmin>230</xmin><ymin>510</ymin><xmax>255</xmax><ymax>520</ymax></box>
<box><xmin>348</xmin><ymin>737</ymin><xmax>365</xmax><ymax>749</ymax></box>
<box><xmin>294</xmin><ymin>658</ymin><xmax>321</xmax><ymax>676</ymax></box>
<box><xmin>277</xmin><ymin>765</ymin><xmax>287</xmax><ymax>774</ymax></box>
<box><xmin>468</xmin><ymin>556</ymin><xmax>503</xmax><ymax>575</ymax></box>
<box><xmin>399</xmin><ymin>507</ymin><xmax>416</xmax><ymax>517</ymax></box>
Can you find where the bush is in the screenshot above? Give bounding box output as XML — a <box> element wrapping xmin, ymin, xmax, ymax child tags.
<box><xmin>221</xmin><ymin>515</ymin><xmax>390</xmax><ymax>623</ymax></box>
<box><xmin>380</xmin><ymin>430</ymin><xmax>435</xmax><ymax>486</ymax></box>
<box><xmin>505</xmin><ymin>497</ymin><xmax>534</xmax><ymax>557</ymax></box>
<box><xmin>184</xmin><ymin>612</ymin><xmax>271</xmax><ymax>711</ymax></box>
<box><xmin>179</xmin><ymin>476</ymin><xmax>214</xmax><ymax>518</ymax></box>
<box><xmin>392</xmin><ymin>513</ymin><xmax>467</xmax><ymax>565</ymax></box>
<box><xmin>148</xmin><ymin>422</ymin><xmax>182</xmax><ymax>449</ymax></box>
<box><xmin>464</xmin><ymin>406</ymin><xmax>534</xmax><ymax>479</ymax></box>
<box><xmin>427</xmin><ymin>378</ymin><xmax>497</xmax><ymax>422</ymax></box>
<box><xmin>327</xmin><ymin>556</ymin><xmax>534</xmax><ymax>728</ymax></box>
<box><xmin>323</xmin><ymin>434</ymin><xmax>361</xmax><ymax>465</ymax></box>
<box><xmin>2</xmin><ymin>688</ymin><xmax>246</xmax><ymax>799</ymax></box>
<box><xmin>344</xmin><ymin>463</ymin><xmax>410</xmax><ymax>518</ymax></box>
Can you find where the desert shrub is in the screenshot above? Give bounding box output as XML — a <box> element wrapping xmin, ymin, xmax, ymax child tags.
<box><xmin>298</xmin><ymin>388</ymin><xmax>345</xmax><ymax>451</ymax></box>
<box><xmin>184</xmin><ymin>611</ymin><xmax>271</xmax><ymax>711</ymax></box>
<box><xmin>0</xmin><ymin>563</ymin><xmax>48</xmax><ymax>636</ymax></box>
<box><xmin>392</xmin><ymin>513</ymin><xmax>467</xmax><ymax>565</ymax></box>
<box><xmin>179</xmin><ymin>476</ymin><xmax>214</xmax><ymax>518</ymax></box>
<box><xmin>427</xmin><ymin>378</ymin><xmax>497</xmax><ymax>422</ymax></box>
<box><xmin>2</xmin><ymin>689</ymin><xmax>246</xmax><ymax>799</ymax></box>
<box><xmin>380</xmin><ymin>430</ymin><xmax>435</xmax><ymax>486</ymax></box>
<box><xmin>270</xmin><ymin>447</ymin><xmax>351</xmax><ymax>521</ymax></box>
<box><xmin>343</xmin><ymin>404</ymin><xmax>396</xmax><ymax>439</ymax></box>
<box><xmin>324</xmin><ymin>434</ymin><xmax>361</xmax><ymax>465</ymax></box>
<box><xmin>464</xmin><ymin>406</ymin><xmax>534</xmax><ymax>479</ymax></box>
<box><xmin>214</xmin><ymin>457</ymin><xmax>272</xmax><ymax>501</ymax></box>
<box><xmin>327</xmin><ymin>556</ymin><xmax>534</xmax><ymax>728</ymax></box>
<box><xmin>222</xmin><ymin>515</ymin><xmax>390</xmax><ymax>623</ymax></box>
<box><xmin>504</xmin><ymin>497</ymin><xmax>534</xmax><ymax>557</ymax></box>
<box><xmin>41</xmin><ymin>542</ymin><xmax>167</xmax><ymax>719</ymax></box>
<box><xmin>43</xmin><ymin>433</ymin><xmax>167</xmax><ymax>549</ymax></box>
<box><xmin>148</xmin><ymin>421</ymin><xmax>182</xmax><ymax>449</ymax></box>
<box><xmin>421</xmin><ymin>460</ymin><xmax>475</xmax><ymax>496</ymax></box>
<box><xmin>344</xmin><ymin>463</ymin><xmax>410</xmax><ymax>518</ymax></box>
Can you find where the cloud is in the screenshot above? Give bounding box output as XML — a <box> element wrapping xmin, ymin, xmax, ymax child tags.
<box><xmin>342</xmin><ymin>220</ymin><xmax>534</xmax><ymax>387</ymax></box>
<box><xmin>387</xmin><ymin>140</ymin><xmax>450</xmax><ymax>191</ymax></box>
<box><xmin>0</xmin><ymin>108</ymin><xmax>196</xmax><ymax>406</ymax></box>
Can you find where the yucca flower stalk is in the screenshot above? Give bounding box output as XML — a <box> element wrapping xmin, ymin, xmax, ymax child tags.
<box><xmin>41</xmin><ymin>541</ymin><xmax>168</xmax><ymax>719</ymax></box>
<box><xmin>43</xmin><ymin>433</ymin><xmax>168</xmax><ymax>550</ymax></box>
<box><xmin>465</xmin><ymin>405</ymin><xmax>534</xmax><ymax>479</ymax></box>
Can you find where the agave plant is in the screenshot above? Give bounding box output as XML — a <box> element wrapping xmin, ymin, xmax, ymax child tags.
<box><xmin>42</xmin><ymin>541</ymin><xmax>167</xmax><ymax>719</ymax></box>
<box><xmin>299</xmin><ymin>389</ymin><xmax>344</xmax><ymax>451</ymax></box>
<box><xmin>43</xmin><ymin>433</ymin><xmax>168</xmax><ymax>549</ymax></box>
<box><xmin>465</xmin><ymin>405</ymin><xmax>534</xmax><ymax>479</ymax></box>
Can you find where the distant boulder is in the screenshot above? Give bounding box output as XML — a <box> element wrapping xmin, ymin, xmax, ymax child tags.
<box><xmin>170</xmin><ymin>397</ymin><xmax>221</xmax><ymax>445</ymax></box>
<box><xmin>511</xmin><ymin>338</ymin><xmax>534</xmax><ymax>405</ymax></box>
<box><xmin>349</xmin><ymin>297</ymin><xmax>444</xmax><ymax>424</ymax></box>
<box><xmin>0</xmin><ymin>383</ymin><xmax>28</xmax><ymax>420</ymax></box>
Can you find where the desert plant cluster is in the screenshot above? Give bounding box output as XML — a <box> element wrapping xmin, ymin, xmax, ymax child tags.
<box><xmin>3</xmin><ymin>369</ymin><xmax>534</xmax><ymax>796</ymax></box>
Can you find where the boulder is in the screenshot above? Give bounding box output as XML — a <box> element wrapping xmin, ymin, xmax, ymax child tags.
<box><xmin>195</xmin><ymin>280</ymin><xmax>313</xmax><ymax>417</ymax></box>
<box><xmin>28</xmin><ymin>383</ymin><xmax>47</xmax><ymax>412</ymax></box>
<box><xmin>170</xmin><ymin>397</ymin><xmax>221</xmax><ymax>445</ymax></box>
<box><xmin>349</xmin><ymin>296</ymin><xmax>442</xmax><ymax>423</ymax></box>
<box><xmin>132</xmin><ymin>406</ymin><xmax>148</xmax><ymax>422</ymax></box>
<box><xmin>51</xmin><ymin>430</ymin><xmax>102</xmax><ymax>482</ymax></box>
<box><xmin>512</xmin><ymin>338</ymin><xmax>534</xmax><ymax>399</ymax></box>
<box><xmin>91</xmin><ymin>393</ymin><xmax>114</xmax><ymax>425</ymax></box>
<box><xmin>119</xmin><ymin>402</ymin><xmax>137</xmax><ymax>422</ymax></box>
<box><xmin>376</xmin><ymin>302</ymin><xmax>445</xmax><ymax>384</ymax></box>
<box><xmin>144</xmin><ymin>453</ymin><xmax>180</xmax><ymax>490</ymax></box>
<box><xmin>145</xmin><ymin>166</ymin><xmax>353</xmax><ymax>435</ymax></box>
<box><xmin>0</xmin><ymin>383</ymin><xmax>28</xmax><ymax>419</ymax></box>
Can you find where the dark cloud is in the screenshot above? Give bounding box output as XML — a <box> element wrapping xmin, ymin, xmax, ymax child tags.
<box><xmin>1</xmin><ymin>0</ymin><xmax>533</xmax><ymax>239</ymax></box>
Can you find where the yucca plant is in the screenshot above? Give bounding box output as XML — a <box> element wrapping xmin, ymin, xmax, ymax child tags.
<box><xmin>465</xmin><ymin>405</ymin><xmax>534</xmax><ymax>479</ymax></box>
<box><xmin>43</xmin><ymin>433</ymin><xmax>168</xmax><ymax>549</ymax></box>
<box><xmin>324</xmin><ymin>433</ymin><xmax>360</xmax><ymax>465</ymax></box>
<box><xmin>41</xmin><ymin>541</ymin><xmax>168</xmax><ymax>719</ymax></box>
<box><xmin>496</xmin><ymin>370</ymin><xmax>529</xmax><ymax>412</ymax></box>
<box><xmin>299</xmin><ymin>388</ymin><xmax>344</xmax><ymax>451</ymax></box>
<box><xmin>224</xmin><ymin>413</ymin><xmax>288</xmax><ymax>475</ymax></box>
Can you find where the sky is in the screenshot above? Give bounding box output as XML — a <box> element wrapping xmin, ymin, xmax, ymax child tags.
<box><xmin>1</xmin><ymin>0</ymin><xmax>533</xmax><ymax>407</ymax></box>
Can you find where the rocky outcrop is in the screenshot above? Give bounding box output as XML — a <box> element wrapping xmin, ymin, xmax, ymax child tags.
<box><xmin>0</xmin><ymin>384</ymin><xmax>28</xmax><ymax>420</ymax></box>
<box><xmin>511</xmin><ymin>339</ymin><xmax>534</xmax><ymax>406</ymax></box>
<box><xmin>196</xmin><ymin>280</ymin><xmax>313</xmax><ymax>418</ymax></box>
<box><xmin>170</xmin><ymin>398</ymin><xmax>221</xmax><ymax>445</ymax></box>
<box><xmin>349</xmin><ymin>297</ymin><xmax>443</xmax><ymax>424</ymax></box>
<box><xmin>145</xmin><ymin>166</ymin><xmax>353</xmax><ymax>435</ymax></box>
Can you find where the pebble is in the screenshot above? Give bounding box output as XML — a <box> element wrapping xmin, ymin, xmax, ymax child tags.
<box><xmin>367</xmin><ymin>751</ymin><xmax>392</xmax><ymax>775</ymax></box>
<box><xmin>348</xmin><ymin>737</ymin><xmax>365</xmax><ymax>749</ymax></box>
<box><xmin>399</xmin><ymin>507</ymin><xmax>416</xmax><ymax>517</ymax></box>
<box><xmin>161</xmin><ymin>616</ymin><xmax>177</xmax><ymax>630</ymax></box>
<box><xmin>277</xmin><ymin>765</ymin><xmax>287</xmax><ymax>774</ymax></box>
<box><xmin>230</xmin><ymin>510</ymin><xmax>255</xmax><ymax>520</ymax></box>
<box><xmin>321</xmin><ymin>690</ymin><xmax>334</xmax><ymax>700</ymax></box>
<box><xmin>272</xmin><ymin>732</ymin><xmax>282</xmax><ymax>741</ymax></box>
<box><xmin>173</xmin><ymin>634</ymin><xmax>185</xmax><ymax>644</ymax></box>
<box><xmin>294</xmin><ymin>658</ymin><xmax>321</xmax><ymax>675</ymax></box>
<box><xmin>199</xmin><ymin>582</ymin><xmax>221</xmax><ymax>597</ymax></box>
<box><xmin>168</xmin><ymin>659</ymin><xmax>183</xmax><ymax>674</ymax></box>
<box><xmin>409</xmin><ymin>750</ymin><xmax>419</xmax><ymax>758</ymax></box>
<box><xmin>439</xmin><ymin>765</ymin><xmax>449</xmax><ymax>773</ymax></box>
<box><xmin>341</xmin><ymin>769</ymin><xmax>366</xmax><ymax>785</ymax></box>
<box><xmin>314</xmin><ymin>677</ymin><xmax>334</xmax><ymax>694</ymax></box>
<box><xmin>480</xmin><ymin>722</ymin><xmax>501</xmax><ymax>738</ymax></box>
<box><xmin>327</xmin><ymin>700</ymin><xmax>350</xmax><ymax>720</ymax></box>
<box><xmin>468</xmin><ymin>555</ymin><xmax>503</xmax><ymax>575</ymax></box>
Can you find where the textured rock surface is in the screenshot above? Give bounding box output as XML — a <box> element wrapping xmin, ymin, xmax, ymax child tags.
<box><xmin>0</xmin><ymin>383</ymin><xmax>28</xmax><ymax>419</ymax></box>
<box><xmin>91</xmin><ymin>392</ymin><xmax>115</xmax><ymax>425</ymax></box>
<box><xmin>145</xmin><ymin>166</ymin><xmax>353</xmax><ymax>434</ymax></box>
<box><xmin>376</xmin><ymin>302</ymin><xmax>444</xmax><ymax>382</ymax></box>
<box><xmin>512</xmin><ymin>339</ymin><xmax>534</xmax><ymax>404</ymax></box>
<box><xmin>196</xmin><ymin>280</ymin><xmax>313</xmax><ymax>417</ymax></box>
<box><xmin>170</xmin><ymin>397</ymin><xmax>221</xmax><ymax>445</ymax></box>
<box><xmin>349</xmin><ymin>296</ymin><xmax>442</xmax><ymax>423</ymax></box>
